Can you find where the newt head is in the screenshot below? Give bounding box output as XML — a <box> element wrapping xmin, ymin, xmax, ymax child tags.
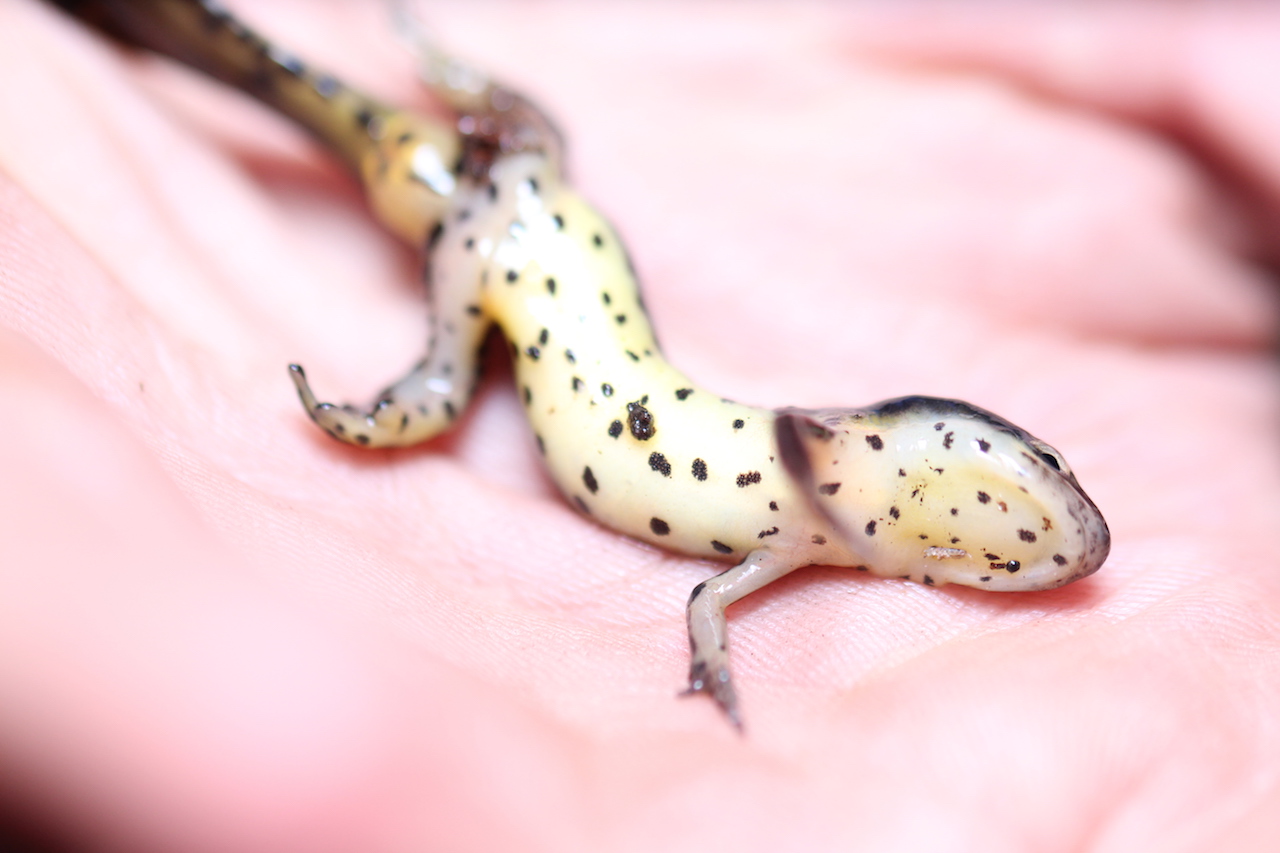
<box><xmin>776</xmin><ymin>396</ymin><xmax>1110</xmax><ymax>591</ymax></box>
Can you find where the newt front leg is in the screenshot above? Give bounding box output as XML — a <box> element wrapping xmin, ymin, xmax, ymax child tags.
<box><xmin>684</xmin><ymin>550</ymin><xmax>799</xmax><ymax>729</ymax></box>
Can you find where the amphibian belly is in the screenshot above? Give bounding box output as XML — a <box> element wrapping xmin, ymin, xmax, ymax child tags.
<box><xmin>52</xmin><ymin>0</ymin><xmax>1111</xmax><ymax>729</ymax></box>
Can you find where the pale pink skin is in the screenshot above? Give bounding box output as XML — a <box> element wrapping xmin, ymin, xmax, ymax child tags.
<box><xmin>2</xmin><ymin>1</ymin><xmax>1279</xmax><ymax>851</ymax></box>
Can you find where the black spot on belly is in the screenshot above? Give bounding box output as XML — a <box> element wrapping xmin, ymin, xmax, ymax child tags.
<box><xmin>564</xmin><ymin>349</ymin><xmax>575</xmax><ymax>364</ymax></box>
<box><xmin>464</xmin><ymin>238</ymin><xmax>475</xmax><ymax>250</ymax></box>
<box><xmin>526</xmin><ymin>177</ymin><xmax>540</xmax><ymax>194</ymax></box>
<box><xmin>553</xmin><ymin>213</ymin><xmax>564</xmax><ymax>229</ymax></box>
<box><xmin>977</xmin><ymin>438</ymin><xmax>991</xmax><ymax>452</ymax></box>
<box><xmin>984</xmin><ymin>553</ymin><xmax>1000</xmax><ymax>560</ymax></box>
<box><xmin>711</xmin><ymin>540</ymin><xmax>734</xmax><ymax>554</ymax></box>
<box><xmin>608</xmin><ymin>419</ymin><xmax>624</xmax><ymax>438</ymax></box>
<box><xmin>444</xmin><ymin>401</ymin><xmax>456</xmax><ymax>420</ymax></box>
<box><xmin>615</xmin><ymin>314</ymin><xmax>627</xmax><ymax>325</ymax></box>
<box><xmin>675</xmin><ymin>388</ymin><xmax>693</xmax><ymax>400</ymax></box>
<box><xmin>811</xmin><ymin>534</ymin><xmax>827</xmax><ymax>545</ymax></box>
<box><xmin>525</xmin><ymin>346</ymin><xmax>541</xmax><ymax>360</ymax></box>
<box><xmin>582</xmin><ymin>466</ymin><xmax>599</xmax><ymax>494</ymax></box>
<box><xmin>427</xmin><ymin>222</ymin><xmax>444</xmax><ymax>248</ymax></box>
<box><xmin>546</xmin><ymin>277</ymin><xmax>557</xmax><ymax>295</ymax></box>
<box><xmin>572</xmin><ymin>377</ymin><xmax>584</xmax><ymax>392</ymax></box>
<box><xmin>758</xmin><ymin>527</ymin><xmax>779</xmax><ymax>538</ymax></box>
<box><xmin>1018</xmin><ymin>529</ymin><xmax>1037</xmax><ymax>543</ymax></box>
<box><xmin>355</xmin><ymin>434</ymin><xmax>370</xmax><ymax>446</ymax></box>
<box><xmin>949</xmin><ymin>507</ymin><xmax>958</xmax><ymax>516</ymax></box>
<box><xmin>626</xmin><ymin>350</ymin><xmax>640</xmax><ymax>362</ymax></box>
<box><xmin>649</xmin><ymin>452</ymin><xmax>672</xmax><ymax>476</ymax></box>
<box><xmin>506</xmin><ymin>269</ymin><xmax>519</xmax><ymax>284</ymax></box>
<box><xmin>539</xmin><ymin>328</ymin><xmax>549</xmax><ymax>346</ymax></box>
<box><xmin>627</xmin><ymin>402</ymin><xmax>656</xmax><ymax>440</ymax></box>
<box><xmin>487</xmin><ymin>184</ymin><xmax>498</xmax><ymax>202</ymax></box>
<box><xmin>593</xmin><ymin>233</ymin><xmax>605</xmax><ymax>248</ymax></box>
<box><xmin>943</xmin><ymin>431</ymin><xmax>954</xmax><ymax>449</ymax></box>
<box><xmin>979</xmin><ymin>576</ymin><xmax>991</xmax><ymax>582</ymax></box>
<box><xmin>736</xmin><ymin>471</ymin><xmax>762</xmax><ymax>487</ymax></box>
<box><xmin>934</xmin><ymin>422</ymin><xmax>945</xmax><ymax>431</ymax></box>
<box><xmin>1053</xmin><ymin>554</ymin><xmax>1067</xmax><ymax>565</ymax></box>
<box><xmin>466</xmin><ymin>305</ymin><xmax>482</xmax><ymax>316</ymax></box>
<box><xmin>889</xmin><ymin>506</ymin><xmax>900</xmax><ymax>519</ymax></box>
<box><xmin>523</xmin><ymin>386</ymin><xmax>532</xmax><ymax>405</ymax></box>
<box><xmin>602</xmin><ymin>292</ymin><xmax>612</xmax><ymax>306</ymax></box>
<box><xmin>866</xmin><ymin>435</ymin><xmax>884</xmax><ymax>451</ymax></box>
<box><xmin>769</xmin><ymin>501</ymin><xmax>779</xmax><ymax>511</ymax></box>
<box><xmin>818</xmin><ymin>483</ymin><xmax>841</xmax><ymax>496</ymax></box>
<box><xmin>535</xmin><ymin>435</ymin><xmax>545</xmax><ymax>455</ymax></box>
<box><xmin>865</xmin><ymin>520</ymin><xmax>877</xmax><ymax>536</ymax></box>
<box><xmin>898</xmin><ymin>468</ymin><xmax>907</xmax><ymax>477</ymax></box>
<box><xmin>977</xmin><ymin>491</ymin><xmax>991</xmax><ymax>504</ymax></box>
<box><xmin>923</xmin><ymin>575</ymin><xmax>934</xmax><ymax>586</ymax></box>
<box><xmin>601</xmin><ymin>383</ymin><xmax>614</xmax><ymax>397</ymax></box>
<box><xmin>692</xmin><ymin>458</ymin><xmax>708</xmax><ymax>481</ymax></box>
<box><xmin>733</xmin><ymin>419</ymin><xmax>745</xmax><ymax>430</ymax></box>
<box><xmin>650</xmin><ymin>517</ymin><xmax>670</xmax><ymax>536</ymax></box>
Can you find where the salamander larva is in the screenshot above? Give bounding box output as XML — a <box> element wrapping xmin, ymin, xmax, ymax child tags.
<box><xmin>52</xmin><ymin>0</ymin><xmax>1110</xmax><ymax>727</ymax></box>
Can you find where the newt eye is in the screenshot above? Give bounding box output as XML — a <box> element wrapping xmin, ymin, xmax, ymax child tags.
<box><xmin>1029</xmin><ymin>439</ymin><xmax>1070</xmax><ymax>475</ymax></box>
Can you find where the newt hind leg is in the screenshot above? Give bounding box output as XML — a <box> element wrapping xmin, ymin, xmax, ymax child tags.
<box><xmin>289</xmin><ymin>283</ymin><xmax>492</xmax><ymax>448</ymax></box>
<box><xmin>391</xmin><ymin>0</ymin><xmax>562</xmax><ymax>176</ymax></box>
<box><xmin>289</xmin><ymin>359</ymin><xmax>467</xmax><ymax>449</ymax></box>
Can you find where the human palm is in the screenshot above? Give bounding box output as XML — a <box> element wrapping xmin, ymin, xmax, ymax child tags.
<box><xmin>2</xmin><ymin>2</ymin><xmax>1277</xmax><ymax>851</ymax></box>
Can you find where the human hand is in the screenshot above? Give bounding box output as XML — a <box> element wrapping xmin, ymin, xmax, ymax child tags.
<box><xmin>1</xmin><ymin>2</ymin><xmax>1277</xmax><ymax>850</ymax></box>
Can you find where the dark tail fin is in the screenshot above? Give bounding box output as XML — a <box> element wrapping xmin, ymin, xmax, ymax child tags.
<box><xmin>50</xmin><ymin>0</ymin><xmax>401</xmax><ymax>177</ymax></box>
<box><xmin>51</xmin><ymin>0</ymin><xmax>468</xmax><ymax>245</ymax></box>
<box><xmin>50</xmin><ymin>0</ymin><xmax>575</xmax><ymax>245</ymax></box>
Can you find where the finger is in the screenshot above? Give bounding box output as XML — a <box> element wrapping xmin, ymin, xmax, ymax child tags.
<box><xmin>843</xmin><ymin>3</ymin><xmax>1280</xmax><ymax>258</ymax></box>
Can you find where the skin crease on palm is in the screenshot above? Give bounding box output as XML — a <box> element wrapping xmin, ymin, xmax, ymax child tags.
<box><xmin>0</xmin><ymin>0</ymin><xmax>1279</xmax><ymax>850</ymax></box>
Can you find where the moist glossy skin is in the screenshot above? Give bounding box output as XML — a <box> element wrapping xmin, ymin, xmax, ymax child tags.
<box><xmin>777</xmin><ymin>397</ymin><xmax>1111</xmax><ymax>592</ymax></box>
<box><xmin>58</xmin><ymin>0</ymin><xmax>1110</xmax><ymax>727</ymax></box>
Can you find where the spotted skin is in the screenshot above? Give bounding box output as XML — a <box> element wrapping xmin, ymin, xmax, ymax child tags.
<box><xmin>56</xmin><ymin>0</ymin><xmax>1111</xmax><ymax>729</ymax></box>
